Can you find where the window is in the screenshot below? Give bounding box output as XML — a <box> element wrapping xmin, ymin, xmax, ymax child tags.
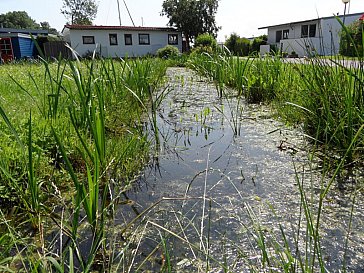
<box><xmin>301</xmin><ymin>25</ymin><xmax>308</xmax><ymax>38</ymax></box>
<box><xmin>168</xmin><ymin>34</ymin><xmax>178</xmax><ymax>45</ymax></box>
<box><xmin>109</xmin><ymin>34</ymin><xmax>118</xmax><ymax>45</ymax></box>
<box><xmin>282</xmin><ymin>29</ymin><xmax>289</xmax><ymax>39</ymax></box>
<box><xmin>124</xmin><ymin>34</ymin><xmax>132</xmax><ymax>45</ymax></box>
<box><xmin>82</xmin><ymin>36</ymin><xmax>95</xmax><ymax>44</ymax></box>
<box><xmin>309</xmin><ymin>24</ymin><xmax>316</xmax><ymax>37</ymax></box>
<box><xmin>275</xmin><ymin>30</ymin><xmax>282</xmax><ymax>43</ymax></box>
<box><xmin>301</xmin><ymin>24</ymin><xmax>316</xmax><ymax>38</ymax></box>
<box><xmin>139</xmin><ymin>34</ymin><xmax>150</xmax><ymax>45</ymax></box>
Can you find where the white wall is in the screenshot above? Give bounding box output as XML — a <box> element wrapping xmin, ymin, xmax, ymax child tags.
<box><xmin>266</xmin><ymin>13</ymin><xmax>362</xmax><ymax>56</ymax></box>
<box><xmin>320</xmin><ymin>15</ymin><xmax>360</xmax><ymax>56</ymax></box>
<box><xmin>66</xmin><ymin>28</ymin><xmax>182</xmax><ymax>58</ymax></box>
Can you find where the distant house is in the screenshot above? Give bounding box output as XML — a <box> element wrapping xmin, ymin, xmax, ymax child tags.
<box><xmin>258</xmin><ymin>12</ymin><xmax>363</xmax><ymax>57</ymax></box>
<box><xmin>62</xmin><ymin>25</ymin><xmax>183</xmax><ymax>58</ymax></box>
<box><xmin>0</xmin><ymin>28</ymin><xmax>48</xmax><ymax>62</ymax></box>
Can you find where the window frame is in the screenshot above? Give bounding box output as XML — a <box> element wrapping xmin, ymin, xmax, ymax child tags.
<box><xmin>82</xmin><ymin>36</ymin><xmax>95</xmax><ymax>44</ymax></box>
<box><xmin>282</xmin><ymin>29</ymin><xmax>289</xmax><ymax>40</ymax></box>
<box><xmin>275</xmin><ymin>30</ymin><xmax>282</xmax><ymax>43</ymax></box>
<box><xmin>124</xmin><ymin>34</ymin><xmax>132</xmax><ymax>45</ymax></box>
<box><xmin>301</xmin><ymin>25</ymin><xmax>309</xmax><ymax>38</ymax></box>
<box><xmin>109</xmin><ymin>33</ymin><xmax>118</xmax><ymax>46</ymax></box>
<box><xmin>168</xmin><ymin>34</ymin><xmax>178</xmax><ymax>45</ymax></box>
<box><xmin>138</xmin><ymin>33</ymin><xmax>150</xmax><ymax>45</ymax></box>
<box><xmin>309</xmin><ymin>24</ymin><xmax>316</xmax><ymax>38</ymax></box>
<box><xmin>301</xmin><ymin>24</ymin><xmax>316</xmax><ymax>38</ymax></box>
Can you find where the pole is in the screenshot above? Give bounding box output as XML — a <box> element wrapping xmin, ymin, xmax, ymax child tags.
<box><xmin>116</xmin><ymin>0</ymin><xmax>122</xmax><ymax>26</ymax></box>
<box><xmin>123</xmin><ymin>0</ymin><xmax>135</xmax><ymax>27</ymax></box>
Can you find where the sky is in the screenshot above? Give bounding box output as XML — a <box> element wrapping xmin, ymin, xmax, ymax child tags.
<box><xmin>1</xmin><ymin>0</ymin><xmax>363</xmax><ymax>42</ymax></box>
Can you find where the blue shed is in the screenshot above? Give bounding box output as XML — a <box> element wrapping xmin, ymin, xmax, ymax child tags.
<box><xmin>0</xmin><ymin>28</ymin><xmax>48</xmax><ymax>61</ymax></box>
<box><xmin>11</xmin><ymin>34</ymin><xmax>36</xmax><ymax>59</ymax></box>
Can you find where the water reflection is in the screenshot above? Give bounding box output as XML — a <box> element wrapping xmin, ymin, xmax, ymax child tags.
<box><xmin>119</xmin><ymin>68</ymin><xmax>364</xmax><ymax>272</ymax></box>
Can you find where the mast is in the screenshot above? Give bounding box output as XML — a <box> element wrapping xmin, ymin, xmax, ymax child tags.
<box><xmin>123</xmin><ymin>0</ymin><xmax>135</xmax><ymax>27</ymax></box>
<box><xmin>116</xmin><ymin>0</ymin><xmax>122</xmax><ymax>26</ymax></box>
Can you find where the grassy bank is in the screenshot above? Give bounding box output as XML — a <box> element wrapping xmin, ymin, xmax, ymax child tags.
<box><xmin>0</xmin><ymin>57</ymin><xmax>167</xmax><ymax>272</ymax></box>
<box><xmin>188</xmin><ymin>53</ymin><xmax>364</xmax><ymax>165</ymax></box>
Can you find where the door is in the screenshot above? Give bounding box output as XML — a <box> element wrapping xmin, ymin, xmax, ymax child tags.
<box><xmin>0</xmin><ymin>38</ymin><xmax>14</xmax><ymax>62</ymax></box>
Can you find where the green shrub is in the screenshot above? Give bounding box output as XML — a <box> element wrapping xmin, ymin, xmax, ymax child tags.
<box><xmin>194</xmin><ymin>33</ymin><xmax>218</xmax><ymax>50</ymax></box>
<box><xmin>340</xmin><ymin>18</ymin><xmax>363</xmax><ymax>57</ymax></box>
<box><xmin>224</xmin><ymin>33</ymin><xmax>250</xmax><ymax>56</ymax></box>
<box><xmin>156</xmin><ymin>45</ymin><xmax>180</xmax><ymax>59</ymax></box>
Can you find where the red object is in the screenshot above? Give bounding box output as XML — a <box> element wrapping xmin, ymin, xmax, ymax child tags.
<box><xmin>359</xmin><ymin>14</ymin><xmax>364</xmax><ymax>21</ymax></box>
<box><xmin>0</xmin><ymin>38</ymin><xmax>14</xmax><ymax>62</ymax></box>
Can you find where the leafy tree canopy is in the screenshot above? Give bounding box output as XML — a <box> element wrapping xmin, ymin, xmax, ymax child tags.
<box><xmin>340</xmin><ymin>19</ymin><xmax>363</xmax><ymax>57</ymax></box>
<box><xmin>0</xmin><ymin>11</ymin><xmax>40</xmax><ymax>29</ymax></box>
<box><xmin>40</xmin><ymin>22</ymin><xmax>59</xmax><ymax>35</ymax></box>
<box><xmin>225</xmin><ymin>33</ymin><xmax>267</xmax><ymax>56</ymax></box>
<box><xmin>61</xmin><ymin>0</ymin><xmax>98</xmax><ymax>25</ymax></box>
<box><xmin>161</xmin><ymin>0</ymin><xmax>219</xmax><ymax>50</ymax></box>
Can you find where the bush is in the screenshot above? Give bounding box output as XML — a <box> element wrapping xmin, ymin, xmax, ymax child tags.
<box><xmin>224</xmin><ymin>33</ymin><xmax>250</xmax><ymax>56</ymax></box>
<box><xmin>340</xmin><ymin>19</ymin><xmax>363</xmax><ymax>57</ymax></box>
<box><xmin>251</xmin><ymin>37</ymin><xmax>267</xmax><ymax>54</ymax></box>
<box><xmin>194</xmin><ymin>33</ymin><xmax>218</xmax><ymax>50</ymax></box>
<box><xmin>156</xmin><ymin>45</ymin><xmax>180</xmax><ymax>59</ymax></box>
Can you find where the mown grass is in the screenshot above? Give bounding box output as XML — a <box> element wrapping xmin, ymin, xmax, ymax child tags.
<box><xmin>0</xmin><ymin>56</ymin><xmax>168</xmax><ymax>272</ymax></box>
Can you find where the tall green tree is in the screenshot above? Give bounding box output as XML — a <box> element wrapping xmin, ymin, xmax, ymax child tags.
<box><xmin>161</xmin><ymin>0</ymin><xmax>219</xmax><ymax>50</ymax></box>
<box><xmin>61</xmin><ymin>0</ymin><xmax>98</xmax><ymax>25</ymax></box>
<box><xmin>0</xmin><ymin>11</ymin><xmax>40</xmax><ymax>29</ymax></box>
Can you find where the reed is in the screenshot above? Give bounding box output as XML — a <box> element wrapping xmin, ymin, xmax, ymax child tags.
<box><xmin>0</xmin><ymin>56</ymin><xmax>168</xmax><ymax>271</ymax></box>
<box><xmin>189</xmin><ymin>42</ymin><xmax>364</xmax><ymax>163</ymax></box>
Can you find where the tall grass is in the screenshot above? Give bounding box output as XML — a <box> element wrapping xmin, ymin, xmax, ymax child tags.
<box><xmin>0</xmin><ymin>56</ymin><xmax>168</xmax><ymax>271</ymax></box>
<box><xmin>188</xmin><ymin>47</ymin><xmax>364</xmax><ymax>164</ymax></box>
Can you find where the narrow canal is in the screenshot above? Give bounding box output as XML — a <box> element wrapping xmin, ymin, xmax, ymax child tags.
<box><xmin>120</xmin><ymin>67</ymin><xmax>364</xmax><ymax>272</ymax></box>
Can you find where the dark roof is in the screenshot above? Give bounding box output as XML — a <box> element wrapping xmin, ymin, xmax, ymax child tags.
<box><xmin>258</xmin><ymin>12</ymin><xmax>364</xmax><ymax>30</ymax></box>
<box><xmin>63</xmin><ymin>24</ymin><xmax>178</xmax><ymax>32</ymax></box>
<box><xmin>0</xmin><ymin>28</ymin><xmax>48</xmax><ymax>35</ymax></box>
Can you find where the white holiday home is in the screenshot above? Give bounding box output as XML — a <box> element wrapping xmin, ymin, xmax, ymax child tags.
<box><xmin>258</xmin><ymin>12</ymin><xmax>363</xmax><ymax>57</ymax></box>
<box><xmin>62</xmin><ymin>25</ymin><xmax>182</xmax><ymax>58</ymax></box>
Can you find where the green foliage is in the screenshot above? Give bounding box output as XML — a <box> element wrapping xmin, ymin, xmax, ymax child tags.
<box><xmin>194</xmin><ymin>33</ymin><xmax>218</xmax><ymax>49</ymax></box>
<box><xmin>225</xmin><ymin>33</ymin><xmax>250</xmax><ymax>56</ymax></box>
<box><xmin>40</xmin><ymin>21</ymin><xmax>59</xmax><ymax>35</ymax></box>
<box><xmin>161</xmin><ymin>0</ymin><xmax>219</xmax><ymax>50</ymax></box>
<box><xmin>0</xmin><ymin>57</ymin><xmax>168</xmax><ymax>271</ymax></box>
<box><xmin>225</xmin><ymin>33</ymin><xmax>267</xmax><ymax>56</ymax></box>
<box><xmin>61</xmin><ymin>0</ymin><xmax>98</xmax><ymax>25</ymax></box>
<box><xmin>251</xmin><ymin>36</ymin><xmax>267</xmax><ymax>54</ymax></box>
<box><xmin>340</xmin><ymin>19</ymin><xmax>363</xmax><ymax>57</ymax></box>
<box><xmin>157</xmin><ymin>45</ymin><xmax>180</xmax><ymax>59</ymax></box>
<box><xmin>189</xmin><ymin>49</ymin><xmax>364</xmax><ymax>161</ymax></box>
<box><xmin>0</xmin><ymin>11</ymin><xmax>40</xmax><ymax>29</ymax></box>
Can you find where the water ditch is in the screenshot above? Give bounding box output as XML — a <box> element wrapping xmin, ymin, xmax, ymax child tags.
<box><xmin>118</xmin><ymin>67</ymin><xmax>364</xmax><ymax>272</ymax></box>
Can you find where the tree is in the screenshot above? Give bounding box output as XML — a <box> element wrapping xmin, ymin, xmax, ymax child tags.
<box><xmin>225</xmin><ymin>33</ymin><xmax>250</xmax><ymax>56</ymax></box>
<box><xmin>251</xmin><ymin>35</ymin><xmax>267</xmax><ymax>54</ymax></box>
<box><xmin>40</xmin><ymin>22</ymin><xmax>59</xmax><ymax>35</ymax></box>
<box><xmin>340</xmin><ymin>18</ymin><xmax>363</xmax><ymax>57</ymax></box>
<box><xmin>0</xmin><ymin>11</ymin><xmax>40</xmax><ymax>29</ymax></box>
<box><xmin>161</xmin><ymin>0</ymin><xmax>219</xmax><ymax>50</ymax></box>
<box><xmin>61</xmin><ymin>0</ymin><xmax>98</xmax><ymax>25</ymax></box>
